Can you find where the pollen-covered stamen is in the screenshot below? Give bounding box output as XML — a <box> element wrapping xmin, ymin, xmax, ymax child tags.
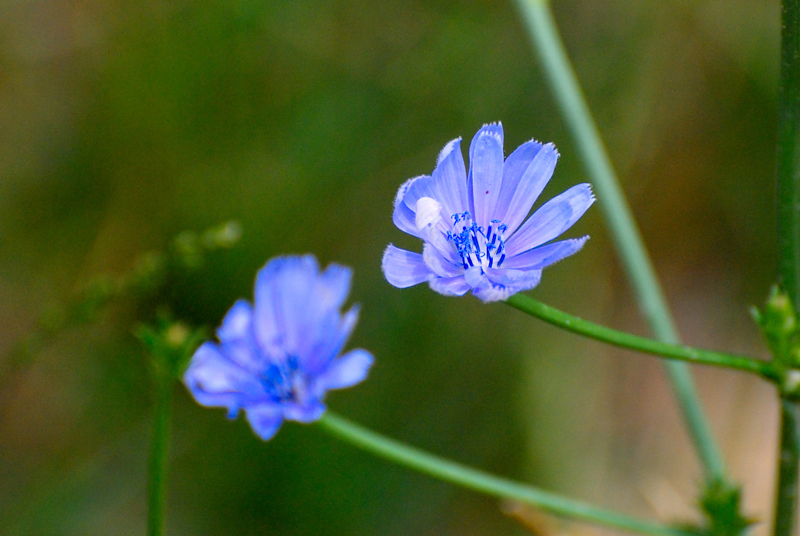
<box><xmin>446</xmin><ymin>212</ymin><xmax>507</xmax><ymax>270</ymax></box>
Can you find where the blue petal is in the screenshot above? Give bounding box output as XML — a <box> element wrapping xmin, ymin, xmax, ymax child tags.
<box><xmin>468</xmin><ymin>123</ymin><xmax>505</xmax><ymax>229</ymax></box>
<box><xmin>464</xmin><ymin>265</ymin><xmax>485</xmax><ymax>288</ymax></box>
<box><xmin>422</xmin><ymin>243</ymin><xmax>462</xmax><ymax>277</ymax></box>
<box><xmin>400</xmin><ymin>176</ymin><xmax>436</xmax><ymax>213</ymax></box>
<box><xmin>284</xmin><ymin>401</ymin><xmax>326</xmax><ymax>423</ymax></box>
<box><xmin>245</xmin><ymin>404</ymin><xmax>284</xmax><ymax>440</ymax></box>
<box><xmin>315</xmin><ymin>263</ymin><xmax>352</xmax><ymax>317</ymax></box>
<box><xmin>428</xmin><ymin>274</ymin><xmax>471</xmax><ymax>296</ymax></box>
<box><xmin>395</xmin><ymin>141</ymin><xmax>469</xmax><ymax>233</ymax></box>
<box><xmin>487</xmin><ymin>267</ymin><xmax>542</xmax><ymax>289</ymax></box>
<box><xmin>495</xmin><ymin>142</ymin><xmax>558</xmax><ymax>235</ymax></box>
<box><xmin>301</xmin><ymin>261</ymin><xmax>353</xmax><ymax>368</ymax></box>
<box><xmin>504</xmin><ymin>183</ymin><xmax>595</xmax><ymax>257</ymax></box>
<box><xmin>405</xmin><ymin>177</ymin><xmax>455</xmax><ymax>225</ymax></box>
<box><xmin>217</xmin><ymin>299</ymin><xmax>253</xmax><ymax>344</ymax></box>
<box><xmin>382</xmin><ymin>245</ymin><xmax>432</xmax><ymax>288</ymax></box>
<box><xmin>430</xmin><ymin>138</ymin><xmax>469</xmax><ymax>218</ymax></box>
<box><xmin>393</xmin><ymin>176</ymin><xmax>426</xmax><ymax>237</ymax></box>
<box><xmin>254</xmin><ymin>255</ymin><xmax>322</xmax><ymax>359</ymax></box>
<box><xmin>304</xmin><ymin>305</ymin><xmax>360</xmax><ymax>375</ymax></box>
<box><xmin>471</xmin><ymin>283</ymin><xmax>513</xmax><ymax>302</ymax></box>
<box><xmin>183</xmin><ymin>342</ymin><xmax>264</xmax><ymax>410</ymax></box>
<box><xmin>216</xmin><ymin>300</ymin><xmax>264</xmax><ymax>372</ymax></box>
<box><xmin>502</xmin><ymin>237</ymin><xmax>589</xmax><ymax>270</ymax></box>
<box><xmin>415</xmin><ymin>207</ymin><xmax>462</xmax><ymax>266</ymax></box>
<box><xmin>472</xmin><ymin>268</ymin><xmax>542</xmax><ymax>302</ymax></box>
<box><xmin>317</xmin><ymin>348</ymin><xmax>374</xmax><ymax>390</ymax></box>
<box><xmin>328</xmin><ymin>305</ymin><xmax>359</xmax><ymax>356</ymax></box>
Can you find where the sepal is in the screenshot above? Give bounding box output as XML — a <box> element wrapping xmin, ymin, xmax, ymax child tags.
<box><xmin>135</xmin><ymin>312</ymin><xmax>208</xmax><ymax>381</ymax></box>
<box><xmin>680</xmin><ymin>480</ymin><xmax>755</xmax><ymax>536</ymax></box>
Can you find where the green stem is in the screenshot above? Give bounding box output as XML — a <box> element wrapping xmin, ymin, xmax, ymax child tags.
<box><xmin>775</xmin><ymin>0</ymin><xmax>800</xmax><ymax>533</ymax></box>
<box><xmin>505</xmin><ymin>295</ymin><xmax>777</xmax><ymax>380</ymax></box>
<box><xmin>774</xmin><ymin>398</ymin><xmax>800</xmax><ymax>536</ymax></box>
<box><xmin>147</xmin><ymin>376</ymin><xmax>173</xmax><ymax>536</ymax></box>
<box><xmin>318</xmin><ymin>412</ymin><xmax>692</xmax><ymax>536</ymax></box>
<box><xmin>514</xmin><ymin>0</ymin><xmax>726</xmax><ymax>482</ymax></box>
<box><xmin>777</xmin><ymin>0</ymin><xmax>800</xmax><ymax>311</ymax></box>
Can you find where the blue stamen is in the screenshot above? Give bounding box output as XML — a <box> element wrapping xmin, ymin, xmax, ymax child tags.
<box><xmin>448</xmin><ymin>211</ymin><xmax>508</xmax><ymax>269</ymax></box>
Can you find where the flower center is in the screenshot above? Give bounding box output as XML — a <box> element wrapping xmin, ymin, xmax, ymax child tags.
<box><xmin>262</xmin><ymin>355</ymin><xmax>307</xmax><ymax>404</ymax></box>
<box><xmin>447</xmin><ymin>211</ymin><xmax>507</xmax><ymax>271</ymax></box>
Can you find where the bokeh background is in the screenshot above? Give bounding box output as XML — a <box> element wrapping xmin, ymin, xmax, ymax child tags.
<box><xmin>0</xmin><ymin>0</ymin><xmax>785</xmax><ymax>534</ymax></box>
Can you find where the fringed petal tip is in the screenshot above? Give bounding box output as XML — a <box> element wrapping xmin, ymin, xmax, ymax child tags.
<box><xmin>474</xmin><ymin>122</ymin><xmax>504</xmax><ymax>145</ymax></box>
<box><xmin>525</xmin><ymin>139</ymin><xmax>559</xmax><ymax>158</ymax></box>
<box><xmin>582</xmin><ymin>182</ymin><xmax>596</xmax><ymax>202</ymax></box>
<box><xmin>481</xmin><ymin>120</ymin><xmax>503</xmax><ymax>130</ymax></box>
<box><xmin>393</xmin><ymin>175</ymin><xmax>426</xmax><ymax>208</ymax></box>
<box><xmin>437</xmin><ymin>137</ymin><xmax>463</xmax><ymax>165</ymax></box>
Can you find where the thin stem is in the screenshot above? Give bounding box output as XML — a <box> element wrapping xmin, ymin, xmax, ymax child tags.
<box><xmin>318</xmin><ymin>412</ymin><xmax>692</xmax><ymax>536</ymax></box>
<box><xmin>774</xmin><ymin>398</ymin><xmax>800</xmax><ymax>536</ymax></box>
<box><xmin>778</xmin><ymin>0</ymin><xmax>800</xmax><ymax>311</ymax></box>
<box><xmin>505</xmin><ymin>294</ymin><xmax>777</xmax><ymax>380</ymax></box>
<box><xmin>514</xmin><ymin>0</ymin><xmax>726</xmax><ymax>482</ymax></box>
<box><xmin>147</xmin><ymin>376</ymin><xmax>173</xmax><ymax>536</ymax></box>
<box><xmin>775</xmin><ymin>0</ymin><xmax>800</xmax><ymax>533</ymax></box>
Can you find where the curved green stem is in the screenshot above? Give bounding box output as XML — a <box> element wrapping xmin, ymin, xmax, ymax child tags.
<box><xmin>506</xmin><ymin>294</ymin><xmax>777</xmax><ymax>380</ymax></box>
<box><xmin>514</xmin><ymin>0</ymin><xmax>726</xmax><ymax>483</ymax></box>
<box><xmin>147</xmin><ymin>376</ymin><xmax>172</xmax><ymax>536</ymax></box>
<box><xmin>318</xmin><ymin>412</ymin><xmax>692</xmax><ymax>536</ymax></box>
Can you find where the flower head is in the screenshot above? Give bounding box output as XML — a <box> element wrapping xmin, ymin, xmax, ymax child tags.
<box><xmin>183</xmin><ymin>255</ymin><xmax>373</xmax><ymax>440</ymax></box>
<box><xmin>383</xmin><ymin>123</ymin><xmax>594</xmax><ymax>302</ymax></box>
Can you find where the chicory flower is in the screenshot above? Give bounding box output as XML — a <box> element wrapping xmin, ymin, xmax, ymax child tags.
<box><xmin>184</xmin><ymin>255</ymin><xmax>373</xmax><ymax>440</ymax></box>
<box><xmin>383</xmin><ymin>123</ymin><xmax>594</xmax><ymax>302</ymax></box>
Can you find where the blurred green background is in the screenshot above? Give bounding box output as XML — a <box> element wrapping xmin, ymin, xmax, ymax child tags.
<box><xmin>0</xmin><ymin>0</ymin><xmax>785</xmax><ymax>534</ymax></box>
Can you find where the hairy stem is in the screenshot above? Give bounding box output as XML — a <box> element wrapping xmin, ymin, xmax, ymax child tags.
<box><xmin>514</xmin><ymin>0</ymin><xmax>726</xmax><ymax>482</ymax></box>
<box><xmin>318</xmin><ymin>412</ymin><xmax>692</xmax><ymax>536</ymax></box>
<box><xmin>505</xmin><ymin>295</ymin><xmax>776</xmax><ymax>380</ymax></box>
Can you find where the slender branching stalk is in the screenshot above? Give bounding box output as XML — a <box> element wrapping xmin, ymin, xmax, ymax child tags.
<box><xmin>318</xmin><ymin>412</ymin><xmax>693</xmax><ymax>536</ymax></box>
<box><xmin>514</xmin><ymin>0</ymin><xmax>726</xmax><ymax>483</ymax></box>
<box><xmin>505</xmin><ymin>295</ymin><xmax>777</xmax><ymax>381</ymax></box>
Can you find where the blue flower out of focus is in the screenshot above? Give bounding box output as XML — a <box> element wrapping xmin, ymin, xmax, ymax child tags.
<box><xmin>183</xmin><ymin>255</ymin><xmax>373</xmax><ymax>440</ymax></box>
<box><xmin>383</xmin><ymin>123</ymin><xmax>594</xmax><ymax>302</ymax></box>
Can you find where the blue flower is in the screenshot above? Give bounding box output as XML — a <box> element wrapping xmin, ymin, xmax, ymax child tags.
<box><xmin>183</xmin><ymin>255</ymin><xmax>374</xmax><ymax>440</ymax></box>
<box><xmin>383</xmin><ymin>123</ymin><xmax>594</xmax><ymax>302</ymax></box>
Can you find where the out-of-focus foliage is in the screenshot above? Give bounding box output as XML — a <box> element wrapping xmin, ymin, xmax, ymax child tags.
<box><xmin>0</xmin><ymin>0</ymin><xmax>782</xmax><ymax>534</ymax></box>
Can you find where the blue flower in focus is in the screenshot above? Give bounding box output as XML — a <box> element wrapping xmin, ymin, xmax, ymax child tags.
<box><xmin>383</xmin><ymin>123</ymin><xmax>594</xmax><ymax>302</ymax></box>
<box><xmin>184</xmin><ymin>255</ymin><xmax>373</xmax><ymax>440</ymax></box>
